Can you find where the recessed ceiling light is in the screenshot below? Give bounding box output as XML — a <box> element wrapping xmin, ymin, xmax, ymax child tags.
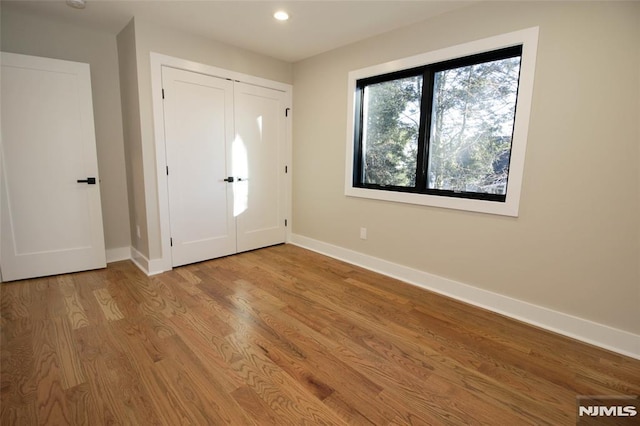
<box><xmin>273</xmin><ymin>11</ymin><xmax>289</xmax><ymax>21</ymax></box>
<box><xmin>66</xmin><ymin>0</ymin><xmax>86</xmax><ymax>9</ymax></box>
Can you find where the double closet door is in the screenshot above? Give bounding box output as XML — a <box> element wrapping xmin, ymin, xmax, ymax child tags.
<box><xmin>162</xmin><ymin>67</ymin><xmax>287</xmax><ymax>267</ymax></box>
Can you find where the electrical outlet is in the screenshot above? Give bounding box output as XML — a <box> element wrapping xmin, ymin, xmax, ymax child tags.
<box><xmin>360</xmin><ymin>227</ymin><xmax>367</xmax><ymax>240</ymax></box>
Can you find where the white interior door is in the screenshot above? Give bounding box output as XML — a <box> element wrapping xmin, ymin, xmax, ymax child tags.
<box><xmin>234</xmin><ymin>82</ymin><xmax>286</xmax><ymax>252</ymax></box>
<box><xmin>161</xmin><ymin>67</ymin><xmax>287</xmax><ymax>267</ymax></box>
<box><xmin>162</xmin><ymin>66</ymin><xmax>236</xmax><ymax>267</ymax></box>
<box><xmin>0</xmin><ymin>52</ymin><xmax>106</xmax><ymax>282</ymax></box>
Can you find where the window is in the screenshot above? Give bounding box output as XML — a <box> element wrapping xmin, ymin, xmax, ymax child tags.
<box><xmin>345</xmin><ymin>28</ymin><xmax>539</xmax><ymax>216</ymax></box>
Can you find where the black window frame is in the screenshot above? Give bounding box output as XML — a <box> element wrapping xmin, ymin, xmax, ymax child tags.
<box><xmin>353</xmin><ymin>45</ymin><xmax>523</xmax><ymax>203</ymax></box>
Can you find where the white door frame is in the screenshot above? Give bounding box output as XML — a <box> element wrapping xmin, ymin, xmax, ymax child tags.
<box><xmin>150</xmin><ymin>52</ymin><xmax>292</xmax><ymax>272</ymax></box>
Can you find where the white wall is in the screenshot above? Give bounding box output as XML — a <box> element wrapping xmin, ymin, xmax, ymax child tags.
<box><xmin>292</xmin><ymin>1</ymin><xmax>640</xmax><ymax>335</ymax></box>
<box><xmin>116</xmin><ymin>20</ymin><xmax>147</xmax><ymax>258</ymax></box>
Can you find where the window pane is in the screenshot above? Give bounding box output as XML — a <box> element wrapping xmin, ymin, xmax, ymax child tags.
<box><xmin>427</xmin><ymin>56</ymin><xmax>521</xmax><ymax>196</ymax></box>
<box><xmin>362</xmin><ymin>75</ymin><xmax>422</xmax><ymax>187</ymax></box>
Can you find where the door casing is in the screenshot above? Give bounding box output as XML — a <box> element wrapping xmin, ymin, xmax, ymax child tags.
<box><xmin>150</xmin><ymin>53</ymin><xmax>292</xmax><ymax>273</ymax></box>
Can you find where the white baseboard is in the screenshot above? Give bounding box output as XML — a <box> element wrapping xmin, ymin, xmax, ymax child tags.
<box><xmin>129</xmin><ymin>246</ymin><xmax>149</xmax><ymax>275</ymax></box>
<box><xmin>290</xmin><ymin>234</ymin><xmax>640</xmax><ymax>360</ymax></box>
<box><xmin>129</xmin><ymin>246</ymin><xmax>167</xmax><ymax>276</ymax></box>
<box><xmin>105</xmin><ymin>247</ymin><xmax>131</xmax><ymax>263</ymax></box>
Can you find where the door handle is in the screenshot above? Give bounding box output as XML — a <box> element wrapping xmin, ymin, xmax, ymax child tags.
<box><xmin>77</xmin><ymin>177</ymin><xmax>96</xmax><ymax>184</ymax></box>
<box><xmin>223</xmin><ymin>177</ymin><xmax>234</xmax><ymax>182</ymax></box>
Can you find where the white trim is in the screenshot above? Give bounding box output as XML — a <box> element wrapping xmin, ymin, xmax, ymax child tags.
<box><xmin>105</xmin><ymin>247</ymin><xmax>131</xmax><ymax>263</ymax></box>
<box><xmin>345</xmin><ymin>27</ymin><xmax>539</xmax><ymax>217</ymax></box>
<box><xmin>150</xmin><ymin>52</ymin><xmax>293</xmax><ymax>272</ymax></box>
<box><xmin>284</xmin><ymin>102</ymin><xmax>293</xmax><ymax>245</ymax></box>
<box><xmin>290</xmin><ymin>234</ymin><xmax>640</xmax><ymax>360</ymax></box>
<box><xmin>129</xmin><ymin>246</ymin><xmax>150</xmax><ymax>275</ymax></box>
<box><xmin>147</xmin><ymin>258</ymin><xmax>167</xmax><ymax>276</ymax></box>
<box><xmin>129</xmin><ymin>246</ymin><xmax>166</xmax><ymax>276</ymax></box>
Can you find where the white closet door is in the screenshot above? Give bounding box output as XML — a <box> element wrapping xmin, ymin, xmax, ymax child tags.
<box><xmin>162</xmin><ymin>67</ymin><xmax>236</xmax><ymax>267</ymax></box>
<box><xmin>234</xmin><ymin>82</ymin><xmax>287</xmax><ymax>252</ymax></box>
<box><xmin>1</xmin><ymin>52</ymin><xmax>106</xmax><ymax>282</ymax></box>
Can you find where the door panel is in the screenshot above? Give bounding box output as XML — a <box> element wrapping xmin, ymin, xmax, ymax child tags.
<box><xmin>1</xmin><ymin>52</ymin><xmax>106</xmax><ymax>281</ymax></box>
<box><xmin>162</xmin><ymin>67</ymin><xmax>236</xmax><ymax>266</ymax></box>
<box><xmin>161</xmin><ymin>68</ymin><xmax>287</xmax><ymax>267</ymax></box>
<box><xmin>234</xmin><ymin>83</ymin><xmax>286</xmax><ymax>252</ymax></box>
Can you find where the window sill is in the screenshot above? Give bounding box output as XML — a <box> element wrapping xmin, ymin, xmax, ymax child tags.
<box><xmin>345</xmin><ymin>186</ymin><xmax>521</xmax><ymax>217</ymax></box>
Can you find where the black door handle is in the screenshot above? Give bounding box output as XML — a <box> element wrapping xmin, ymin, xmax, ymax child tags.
<box><xmin>223</xmin><ymin>177</ymin><xmax>234</xmax><ymax>182</ymax></box>
<box><xmin>77</xmin><ymin>177</ymin><xmax>96</xmax><ymax>184</ymax></box>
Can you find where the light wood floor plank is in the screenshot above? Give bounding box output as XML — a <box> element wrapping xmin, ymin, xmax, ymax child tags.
<box><xmin>31</xmin><ymin>320</ymin><xmax>72</xmax><ymax>425</ymax></box>
<box><xmin>92</xmin><ymin>288</ymin><xmax>124</xmax><ymax>322</ymax></box>
<box><xmin>51</xmin><ymin>317</ymin><xmax>86</xmax><ymax>390</ymax></box>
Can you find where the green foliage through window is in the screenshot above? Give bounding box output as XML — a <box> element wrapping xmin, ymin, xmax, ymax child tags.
<box><xmin>354</xmin><ymin>46</ymin><xmax>522</xmax><ymax>202</ymax></box>
<box><xmin>362</xmin><ymin>75</ymin><xmax>422</xmax><ymax>187</ymax></box>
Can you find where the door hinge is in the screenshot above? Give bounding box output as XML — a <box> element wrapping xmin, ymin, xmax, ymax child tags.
<box><xmin>170</xmin><ymin>237</ymin><xmax>173</xmax><ymax>247</ymax></box>
<box><xmin>166</xmin><ymin>166</ymin><xmax>169</xmax><ymax>176</ymax></box>
<box><xmin>285</xmin><ymin>107</ymin><xmax>290</xmax><ymax>117</ymax></box>
<box><xmin>162</xmin><ymin>89</ymin><xmax>165</xmax><ymax>99</ymax></box>
<box><xmin>285</xmin><ymin>165</ymin><xmax>288</xmax><ymax>173</ymax></box>
<box><xmin>285</xmin><ymin>219</ymin><xmax>288</xmax><ymax>227</ymax></box>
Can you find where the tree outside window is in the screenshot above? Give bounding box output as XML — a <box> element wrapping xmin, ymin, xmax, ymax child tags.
<box><xmin>354</xmin><ymin>46</ymin><xmax>522</xmax><ymax>202</ymax></box>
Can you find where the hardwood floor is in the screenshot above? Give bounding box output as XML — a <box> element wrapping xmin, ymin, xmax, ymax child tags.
<box><xmin>1</xmin><ymin>244</ymin><xmax>638</xmax><ymax>425</ymax></box>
